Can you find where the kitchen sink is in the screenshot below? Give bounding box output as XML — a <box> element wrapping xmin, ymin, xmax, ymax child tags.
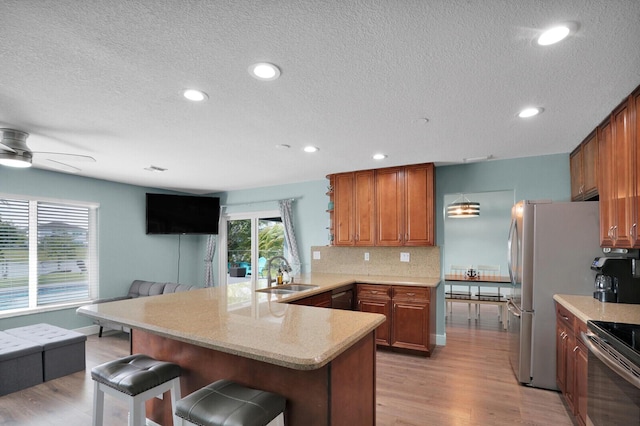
<box><xmin>255</xmin><ymin>284</ymin><xmax>319</xmax><ymax>294</ymax></box>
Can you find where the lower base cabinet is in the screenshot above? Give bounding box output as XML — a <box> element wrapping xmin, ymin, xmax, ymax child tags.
<box><xmin>555</xmin><ymin>303</ymin><xmax>588</xmax><ymax>426</ymax></box>
<box><xmin>290</xmin><ymin>291</ymin><xmax>332</xmax><ymax>308</ymax></box>
<box><xmin>357</xmin><ymin>283</ymin><xmax>435</xmax><ymax>356</ymax></box>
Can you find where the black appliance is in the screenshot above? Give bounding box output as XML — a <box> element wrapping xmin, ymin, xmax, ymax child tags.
<box><xmin>582</xmin><ymin>320</ymin><xmax>640</xmax><ymax>425</ymax></box>
<box><xmin>591</xmin><ymin>257</ymin><xmax>640</xmax><ymax>304</ymax></box>
<box><xmin>146</xmin><ymin>193</ymin><xmax>220</xmax><ymax>235</ymax></box>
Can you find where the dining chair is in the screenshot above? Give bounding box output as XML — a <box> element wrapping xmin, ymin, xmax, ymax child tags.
<box><xmin>447</xmin><ymin>264</ymin><xmax>473</xmax><ymax>318</ymax></box>
<box><xmin>476</xmin><ymin>264</ymin><xmax>502</xmax><ymax>319</ymax></box>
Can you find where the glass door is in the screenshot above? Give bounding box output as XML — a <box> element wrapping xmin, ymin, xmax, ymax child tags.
<box><xmin>220</xmin><ymin>210</ymin><xmax>285</xmax><ymax>289</ymax></box>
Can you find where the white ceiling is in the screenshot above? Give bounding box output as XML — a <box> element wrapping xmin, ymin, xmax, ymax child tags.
<box><xmin>1</xmin><ymin>1</ymin><xmax>639</xmax><ymax>194</ymax></box>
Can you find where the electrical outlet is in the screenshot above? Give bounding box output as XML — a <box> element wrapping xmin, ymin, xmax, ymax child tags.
<box><xmin>400</xmin><ymin>252</ymin><xmax>410</xmax><ymax>262</ymax></box>
<box><xmin>313</xmin><ymin>251</ymin><xmax>321</xmax><ymax>260</ymax></box>
<box><xmin>364</xmin><ymin>252</ymin><xmax>370</xmax><ymax>261</ymax></box>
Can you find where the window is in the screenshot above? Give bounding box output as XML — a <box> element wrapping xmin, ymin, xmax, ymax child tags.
<box><xmin>0</xmin><ymin>195</ymin><xmax>98</xmax><ymax>315</ymax></box>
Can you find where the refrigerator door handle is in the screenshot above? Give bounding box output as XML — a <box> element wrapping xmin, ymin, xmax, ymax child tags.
<box><xmin>507</xmin><ymin>218</ymin><xmax>516</xmax><ymax>285</ymax></box>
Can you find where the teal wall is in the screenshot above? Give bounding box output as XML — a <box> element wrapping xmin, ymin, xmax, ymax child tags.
<box><xmin>434</xmin><ymin>153</ymin><xmax>571</xmax><ymax>338</ymax></box>
<box><xmin>0</xmin><ymin>167</ymin><xmax>205</xmax><ymax>330</ymax></box>
<box><xmin>0</xmin><ymin>153</ymin><xmax>570</xmax><ymax>341</ymax></box>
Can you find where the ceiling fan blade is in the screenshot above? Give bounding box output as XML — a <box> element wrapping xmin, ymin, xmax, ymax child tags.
<box><xmin>42</xmin><ymin>159</ymin><xmax>82</xmax><ymax>173</ymax></box>
<box><xmin>0</xmin><ymin>142</ymin><xmax>17</xmax><ymax>153</ymax></box>
<box><xmin>33</xmin><ymin>152</ymin><xmax>96</xmax><ymax>163</ymax></box>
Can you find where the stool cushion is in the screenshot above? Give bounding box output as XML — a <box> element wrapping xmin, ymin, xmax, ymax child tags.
<box><xmin>91</xmin><ymin>354</ymin><xmax>181</xmax><ymax>396</ymax></box>
<box><xmin>176</xmin><ymin>379</ymin><xmax>286</xmax><ymax>426</ymax></box>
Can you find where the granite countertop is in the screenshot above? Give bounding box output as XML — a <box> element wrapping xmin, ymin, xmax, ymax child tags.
<box><xmin>554</xmin><ymin>294</ymin><xmax>640</xmax><ymax>324</ymax></box>
<box><xmin>78</xmin><ymin>273</ymin><xmax>438</xmax><ymax>370</ymax></box>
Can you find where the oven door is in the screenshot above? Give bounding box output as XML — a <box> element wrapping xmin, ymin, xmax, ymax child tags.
<box><xmin>581</xmin><ymin>331</ymin><xmax>640</xmax><ymax>426</ymax></box>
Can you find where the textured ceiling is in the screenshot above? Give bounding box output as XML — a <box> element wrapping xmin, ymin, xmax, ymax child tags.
<box><xmin>1</xmin><ymin>1</ymin><xmax>639</xmax><ymax>193</ymax></box>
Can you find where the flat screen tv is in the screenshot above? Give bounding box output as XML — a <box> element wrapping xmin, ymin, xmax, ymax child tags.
<box><xmin>146</xmin><ymin>193</ymin><xmax>220</xmax><ymax>235</ymax></box>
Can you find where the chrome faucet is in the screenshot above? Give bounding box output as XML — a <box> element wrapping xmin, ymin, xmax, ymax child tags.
<box><xmin>266</xmin><ymin>256</ymin><xmax>292</xmax><ymax>286</ymax></box>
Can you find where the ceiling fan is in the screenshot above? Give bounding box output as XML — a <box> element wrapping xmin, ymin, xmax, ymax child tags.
<box><xmin>0</xmin><ymin>128</ymin><xmax>95</xmax><ymax>173</ymax></box>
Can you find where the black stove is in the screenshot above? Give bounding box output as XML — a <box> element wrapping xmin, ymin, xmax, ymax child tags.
<box><xmin>588</xmin><ymin>320</ymin><xmax>640</xmax><ymax>368</ymax></box>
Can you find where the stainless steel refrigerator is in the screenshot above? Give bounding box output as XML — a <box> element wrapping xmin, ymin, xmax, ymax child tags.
<box><xmin>506</xmin><ymin>200</ymin><xmax>601</xmax><ymax>390</ymax></box>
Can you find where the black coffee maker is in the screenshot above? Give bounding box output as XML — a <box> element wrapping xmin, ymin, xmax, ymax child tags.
<box><xmin>591</xmin><ymin>256</ymin><xmax>640</xmax><ymax>304</ymax></box>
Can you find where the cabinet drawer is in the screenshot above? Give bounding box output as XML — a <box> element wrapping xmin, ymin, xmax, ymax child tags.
<box><xmin>392</xmin><ymin>286</ymin><xmax>429</xmax><ymax>302</ymax></box>
<box><xmin>357</xmin><ymin>284</ymin><xmax>391</xmax><ymax>300</ymax></box>
<box><xmin>556</xmin><ymin>303</ymin><xmax>575</xmax><ymax>330</ymax></box>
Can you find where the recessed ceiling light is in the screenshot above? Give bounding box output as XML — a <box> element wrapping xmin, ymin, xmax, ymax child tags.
<box><xmin>182</xmin><ymin>89</ymin><xmax>208</xmax><ymax>102</ymax></box>
<box><xmin>248</xmin><ymin>63</ymin><xmax>281</xmax><ymax>81</ymax></box>
<box><xmin>518</xmin><ymin>107</ymin><xmax>544</xmax><ymax>118</ymax></box>
<box><xmin>303</xmin><ymin>146</ymin><xmax>319</xmax><ymax>153</ymax></box>
<box><xmin>537</xmin><ymin>23</ymin><xmax>574</xmax><ymax>46</ymax></box>
<box><xmin>373</xmin><ymin>153</ymin><xmax>387</xmax><ymax>160</ymax></box>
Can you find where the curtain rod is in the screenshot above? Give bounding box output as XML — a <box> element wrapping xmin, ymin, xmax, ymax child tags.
<box><xmin>220</xmin><ymin>197</ymin><xmax>298</xmax><ymax>208</ymax></box>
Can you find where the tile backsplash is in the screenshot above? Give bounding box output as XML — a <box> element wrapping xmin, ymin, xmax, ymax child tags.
<box><xmin>310</xmin><ymin>246</ymin><xmax>440</xmax><ymax>278</ymax></box>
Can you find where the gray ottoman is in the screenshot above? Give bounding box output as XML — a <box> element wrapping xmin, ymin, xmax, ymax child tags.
<box><xmin>0</xmin><ymin>331</ymin><xmax>43</xmax><ymax>395</ymax></box>
<box><xmin>5</xmin><ymin>323</ymin><xmax>87</xmax><ymax>381</ymax></box>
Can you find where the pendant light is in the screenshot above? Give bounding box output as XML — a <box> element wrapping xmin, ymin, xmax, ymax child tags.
<box><xmin>447</xmin><ymin>194</ymin><xmax>480</xmax><ymax>218</ymax></box>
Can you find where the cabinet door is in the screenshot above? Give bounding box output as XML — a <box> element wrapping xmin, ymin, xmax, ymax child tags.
<box><xmin>404</xmin><ymin>163</ymin><xmax>435</xmax><ymax>246</ymax></box>
<box><xmin>613</xmin><ymin>101</ymin><xmax>633</xmax><ymax>247</ymax></box>
<box><xmin>575</xmin><ymin>326</ymin><xmax>588</xmax><ymax>426</ymax></box>
<box><xmin>565</xmin><ymin>331</ymin><xmax>576</xmax><ymax>410</ymax></box>
<box><xmin>354</xmin><ymin>170</ymin><xmax>375</xmax><ymax>246</ymax></box>
<box><xmin>358</xmin><ymin>299</ymin><xmax>391</xmax><ymax>345</ymax></box>
<box><xmin>556</xmin><ymin>321</ymin><xmax>568</xmax><ymax>392</ymax></box>
<box><xmin>290</xmin><ymin>291</ymin><xmax>332</xmax><ymax>308</ymax></box>
<box><xmin>375</xmin><ymin>167</ymin><xmax>404</xmax><ymax>246</ymax></box>
<box><xmin>582</xmin><ymin>132</ymin><xmax>598</xmax><ymax>200</ymax></box>
<box><xmin>334</xmin><ymin>173</ymin><xmax>355</xmax><ymax>246</ymax></box>
<box><xmin>570</xmin><ymin>147</ymin><xmax>584</xmax><ymax>201</ymax></box>
<box><xmin>632</xmin><ymin>89</ymin><xmax>640</xmax><ymax>248</ymax></box>
<box><xmin>599</xmin><ymin>120</ymin><xmax>616</xmax><ymax>247</ymax></box>
<box><xmin>391</xmin><ymin>301</ymin><xmax>429</xmax><ymax>352</ymax></box>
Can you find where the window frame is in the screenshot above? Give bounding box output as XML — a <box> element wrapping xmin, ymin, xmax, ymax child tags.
<box><xmin>0</xmin><ymin>192</ymin><xmax>99</xmax><ymax>318</ymax></box>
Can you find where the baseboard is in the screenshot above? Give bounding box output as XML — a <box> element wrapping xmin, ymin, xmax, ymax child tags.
<box><xmin>436</xmin><ymin>332</ymin><xmax>446</xmax><ymax>346</ymax></box>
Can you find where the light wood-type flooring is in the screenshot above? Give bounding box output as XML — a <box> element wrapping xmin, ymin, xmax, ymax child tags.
<box><xmin>0</xmin><ymin>303</ymin><xmax>574</xmax><ymax>425</ymax></box>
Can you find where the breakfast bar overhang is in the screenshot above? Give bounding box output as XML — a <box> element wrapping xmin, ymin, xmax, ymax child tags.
<box><xmin>77</xmin><ymin>285</ymin><xmax>386</xmax><ymax>425</ymax></box>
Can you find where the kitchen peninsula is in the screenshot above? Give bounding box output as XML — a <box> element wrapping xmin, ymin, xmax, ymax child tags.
<box><xmin>77</xmin><ymin>273</ymin><xmax>439</xmax><ymax>425</ymax></box>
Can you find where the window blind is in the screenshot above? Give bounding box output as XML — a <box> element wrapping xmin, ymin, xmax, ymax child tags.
<box><xmin>0</xmin><ymin>196</ymin><xmax>98</xmax><ymax>314</ymax></box>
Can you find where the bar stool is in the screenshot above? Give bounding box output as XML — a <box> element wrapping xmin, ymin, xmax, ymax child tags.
<box><xmin>175</xmin><ymin>379</ymin><xmax>286</xmax><ymax>426</ymax></box>
<box><xmin>91</xmin><ymin>353</ymin><xmax>182</xmax><ymax>426</ymax></box>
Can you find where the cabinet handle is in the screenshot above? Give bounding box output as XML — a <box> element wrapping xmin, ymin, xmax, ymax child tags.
<box><xmin>631</xmin><ymin>223</ymin><xmax>637</xmax><ymax>240</ymax></box>
<box><xmin>371</xmin><ymin>290</ymin><xmax>378</xmax><ymax>294</ymax></box>
<box><xmin>613</xmin><ymin>225</ymin><xmax>618</xmax><ymax>240</ymax></box>
<box><xmin>406</xmin><ymin>292</ymin><xmax>416</xmax><ymax>297</ymax></box>
<box><xmin>573</xmin><ymin>346</ymin><xmax>579</xmax><ymax>353</ymax></box>
<box><xmin>561</xmin><ymin>315</ymin><xmax>569</xmax><ymax>321</ymax></box>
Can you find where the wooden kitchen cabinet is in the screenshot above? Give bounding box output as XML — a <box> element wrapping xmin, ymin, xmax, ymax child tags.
<box><xmin>331</xmin><ymin>170</ymin><xmax>375</xmax><ymax>246</ymax></box>
<box><xmin>555</xmin><ymin>302</ymin><xmax>588</xmax><ymax>425</ymax></box>
<box><xmin>328</xmin><ymin>163</ymin><xmax>435</xmax><ymax>247</ymax></box>
<box><xmin>357</xmin><ymin>284</ymin><xmax>435</xmax><ymax>355</ymax></box>
<box><xmin>570</xmin><ymin>130</ymin><xmax>598</xmax><ymax>201</ymax></box>
<box><xmin>375</xmin><ymin>163</ymin><xmax>435</xmax><ymax>246</ymax></box>
<box><xmin>632</xmin><ymin>87</ymin><xmax>640</xmax><ymax>248</ymax></box>
<box><xmin>598</xmin><ymin>95</ymin><xmax>636</xmax><ymax>248</ymax></box>
<box><xmin>575</xmin><ymin>321</ymin><xmax>588</xmax><ymax>426</ymax></box>
<box><xmin>357</xmin><ymin>284</ymin><xmax>392</xmax><ymax>346</ymax></box>
<box><xmin>390</xmin><ymin>286</ymin><xmax>433</xmax><ymax>353</ymax></box>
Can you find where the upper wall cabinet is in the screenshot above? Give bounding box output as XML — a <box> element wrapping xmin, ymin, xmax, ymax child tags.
<box><xmin>328</xmin><ymin>163</ymin><xmax>435</xmax><ymax>247</ymax></box>
<box><xmin>597</xmin><ymin>86</ymin><xmax>639</xmax><ymax>248</ymax></box>
<box><xmin>332</xmin><ymin>170</ymin><xmax>375</xmax><ymax>246</ymax></box>
<box><xmin>570</xmin><ymin>130</ymin><xmax>598</xmax><ymax>201</ymax></box>
<box><xmin>376</xmin><ymin>163</ymin><xmax>435</xmax><ymax>246</ymax></box>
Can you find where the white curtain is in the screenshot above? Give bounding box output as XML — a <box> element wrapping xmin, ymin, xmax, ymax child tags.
<box><xmin>278</xmin><ymin>199</ymin><xmax>301</xmax><ymax>276</ymax></box>
<box><xmin>204</xmin><ymin>234</ymin><xmax>217</xmax><ymax>287</ymax></box>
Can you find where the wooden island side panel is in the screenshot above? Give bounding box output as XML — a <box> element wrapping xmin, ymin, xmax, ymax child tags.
<box><xmin>132</xmin><ymin>329</ymin><xmax>376</xmax><ymax>426</ymax></box>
